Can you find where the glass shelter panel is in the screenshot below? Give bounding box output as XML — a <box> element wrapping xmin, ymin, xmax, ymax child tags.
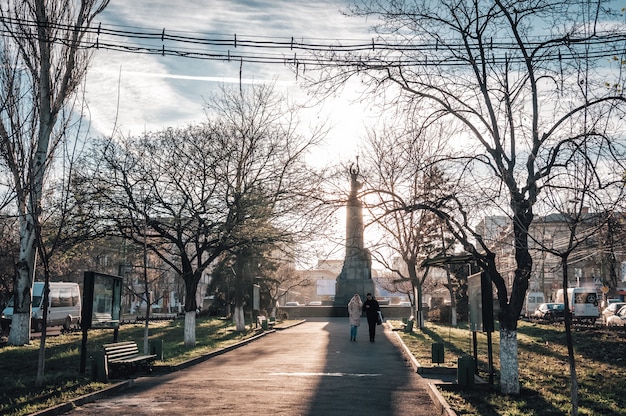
<box><xmin>82</xmin><ymin>272</ymin><xmax>122</xmax><ymax>329</ymax></box>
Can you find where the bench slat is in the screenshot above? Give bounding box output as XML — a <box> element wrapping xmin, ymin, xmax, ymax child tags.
<box><xmin>104</xmin><ymin>344</ymin><xmax>139</xmax><ymax>352</ymax></box>
<box><xmin>106</xmin><ymin>351</ymin><xmax>140</xmax><ymax>359</ymax></box>
<box><xmin>104</xmin><ymin>348</ymin><xmax>137</xmax><ymax>353</ymax></box>
<box><xmin>105</xmin><ymin>346</ymin><xmax>140</xmax><ymax>354</ymax></box>
<box><xmin>109</xmin><ymin>354</ymin><xmax>156</xmax><ymax>364</ymax></box>
<box><xmin>103</xmin><ymin>341</ymin><xmax>136</xmax><ymax>349</ymax></box>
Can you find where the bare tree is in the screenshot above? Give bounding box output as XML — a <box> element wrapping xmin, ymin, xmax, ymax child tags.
<box><xmin>531</xmin><ymin>147</ymin><xmax>626</xmax><ymax>414</ymax></box>
<box><xmin>79</xmin><ymin>83</ymin><xmax>327</xmax><ymax>344</ymax></box>
<box><xmin>32</xmin><ymin>131</ymin><xmax>95</xmax><ymax>384</ymax></box>
<box><xmin>262</xmin><ymin>259</ymin><xmax>311</xmax><ymax>318</ymax></box>
<box><xmin>0</xmin><ymin>0</ymin><xmax>109</xmax><ymax>346</ymax></box>
<box><xmin>362</xmin><ymin>122</ymin><xmax>453</xmax><ymax>328</ymax></box>
<box><xmin>304</xmin><ymin>0</ymin><xmax>626</xmax><ymax>394</ymax></box>
<box><xmin>201</xmin><ymin>84</ymin><xmax>328</xmax><ymax>332</ymax></box>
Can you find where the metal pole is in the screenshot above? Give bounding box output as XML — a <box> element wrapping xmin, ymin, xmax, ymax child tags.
<box><xmin>487</xmin><ymin>331</ymin><xmax>494</xmax><ymax>384</ymax></box>
<box><xmin>79</xmin><ymin>326</ymin><xmax>88</xmax><ymax>374</ymax></box>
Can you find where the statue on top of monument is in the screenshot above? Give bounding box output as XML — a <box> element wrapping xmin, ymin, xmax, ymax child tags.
<box><xmin>349</xmin><ymin>158</ymin><xmax>362</xmax><ymax>197</ymax></box>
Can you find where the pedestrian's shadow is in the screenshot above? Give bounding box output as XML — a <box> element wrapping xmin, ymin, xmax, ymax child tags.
<box><xmin>303</xmin><ymin>318</ymin><xmax>415</xmax><ymax>416</ymax></box>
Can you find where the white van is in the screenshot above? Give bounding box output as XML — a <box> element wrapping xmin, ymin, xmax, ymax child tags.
<box><xmin>523</xmin><ymin>291</ymin><xmax>545</xmax><ymax>317</ymax></box>
<box><xmin>555</xmin><ymin>287</ymin><xmax>600</xmax><ymax>324</ymax></box>
<box><xmin>1</xmin><ymin>282</ymin><xmax>81</xmax><ymax>332</ymax></box>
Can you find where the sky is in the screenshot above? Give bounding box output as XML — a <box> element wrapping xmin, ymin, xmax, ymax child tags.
<box><xmin>84</xmin><ymin>0</ymin><xmax>379</xmax><ymax>166</ymax></box>
<box><xmin>70</xmin><ymin>1</ymin><xmax>626</xmax><ymax>269</ymax></box>
<box><xmin>80</xmin><ymin>0</ymin><xmax>385</xmax><ymax>266</ymax></box>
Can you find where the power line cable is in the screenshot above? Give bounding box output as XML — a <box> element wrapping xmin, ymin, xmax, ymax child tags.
<box><xmin>1</xmin><ymin>16</ymin><xmax>626</xmax><ymax>67</ymax></box>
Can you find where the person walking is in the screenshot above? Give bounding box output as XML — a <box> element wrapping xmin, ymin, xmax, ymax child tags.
<box><xmin>347</xmin><ymin>294</ymin><xmax>363</xmax><ymax>342</ymax></box>
<box><xmin>362</xmin><ymin>293</ymin><xmax>381</xmax><ymax>342</ymax></box>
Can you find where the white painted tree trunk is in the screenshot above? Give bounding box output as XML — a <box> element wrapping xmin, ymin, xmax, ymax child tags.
<box><xmin>234</xmin><ymin>305</ymin><xmax>246</xmax><ymax>332</ymax></box>
<box><xmin>8</xmin><ymin>311</ymin><xmax>31</xmax><ymax>346</ymax></box>
<box><xmin>7</xmin><ymin>235</ymin><xmax>36</xmax><ymax>346</ymax></box>
<box><xmin>451</xmin><ymin>306</ymin><xmax>457</xmax><ymax>327</ymax></box>
<box><xmin>499</xmin><ymin>328</ymin><xmax>520</xmax><ymax>394</ymax></box>
<box><xmin>184</xmin><ymin>311</ymin><xmax>196</xmax><ymax>347</ymax></box>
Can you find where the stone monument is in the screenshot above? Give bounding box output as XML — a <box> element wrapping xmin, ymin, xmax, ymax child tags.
<box><xmin>334</xmin><ymin>162</ymin><xmax>374</xmax><ymax>306</ymax></box>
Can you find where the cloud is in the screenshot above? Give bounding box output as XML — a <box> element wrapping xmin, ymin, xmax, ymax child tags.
<box><xmin>85</xmin><ymin>0</ymin><xmax>375</xmax><ymax>157</ymax></box>
<box><xmin>119</xmin><ymin>71</ymin><xmax>296</xmax><ymax>86</ymax></box>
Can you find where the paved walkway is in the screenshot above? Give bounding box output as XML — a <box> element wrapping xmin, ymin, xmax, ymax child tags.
<box><xmin>62</xmin><ymin>318</ymin><xmax>449</xmax><ymax>416</ymax></box>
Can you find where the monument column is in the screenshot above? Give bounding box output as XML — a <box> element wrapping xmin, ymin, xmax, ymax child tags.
<box><xmin>334</xmin><ymin>162</ymin><xmax>374</xmax><ymax>306</ymax></box>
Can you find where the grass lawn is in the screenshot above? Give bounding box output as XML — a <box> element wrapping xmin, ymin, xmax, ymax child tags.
<box><xmin>0</xmin><ymin>317</ymin><xmax>278</xmax><ymax>416</ymax></box>
<box><xmin>393</xmin><ymin>319</ymin><xmax>626</xmax><ymax>415</ymax></box>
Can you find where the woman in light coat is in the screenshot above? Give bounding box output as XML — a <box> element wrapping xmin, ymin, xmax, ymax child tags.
<box><xmin>347</xmin><ymin>294</ymin><xmax>363</xmax><ymax>342</ymax></box>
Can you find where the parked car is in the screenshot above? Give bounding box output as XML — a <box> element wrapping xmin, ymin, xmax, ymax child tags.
<box><xmin>533</xmin><ymin>303</ymin><xmax>565</xmax><ymax>323</ymax></box>
<box><xmin>606</xmin><ymin>306</ymin><xmax>626</xmax><ymax>327</ymax></box>
<box><xmin>306</xmin><ymin>301</ymin><xmax>322</xmax><ymax>306</ymax></box>
<box><xmin>602</xmin><ymin>302</ymin><xmax>626</xmax><ymax>324</ymax></box>
<box><xmin>284</xmin><ymin>301</ymin><xmax>300</xmax><ymax>307</ymax></box>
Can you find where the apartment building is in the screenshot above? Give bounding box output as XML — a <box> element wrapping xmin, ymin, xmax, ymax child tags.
<box><xmin>477</xmin><ymin>211</ymin><xmax>626</xmax><ymax>303</ymax></box>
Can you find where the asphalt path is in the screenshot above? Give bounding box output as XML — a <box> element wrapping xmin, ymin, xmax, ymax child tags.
<box><xmin>64</xmin><ymin>318</ymin><xmax>440</xmax><ymax>416</ymax></box>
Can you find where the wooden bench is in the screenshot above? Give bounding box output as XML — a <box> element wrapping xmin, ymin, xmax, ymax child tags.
<box><xmin>102</xmin><ymin>341</ymin><xmax>157</xmax><ymax>379</ymax></box>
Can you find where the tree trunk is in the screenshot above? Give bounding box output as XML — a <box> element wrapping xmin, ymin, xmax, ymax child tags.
<box><xmin>8</xmin><ymin>241</ymin><xmax>36</xmax><ymax>345</ymax></box>
<box><xmin>143</xmin><ymin>292</ymin><xmax>150</xmax><ymax>355</ymax></box>
<box><xmin>36</xmin><ymin>276</ymin><xmax>51</xmax><ymax>385</ymax></box>
<box><xmin>183</xmin><ymin>276</ymin><xmax>200</xmax><ymax>346</ymax></box>
<box><xmin>562</xmin><ymin>259</ymin><xmax>579</xmax><ymax>415</ymax></box>
<box><xmin>234</xmin><ymin>305</ymin><xmax>246</xmax><ymax>332</ymax></box>
<box><xmin>417</xmin><ymin>267</ymin><xmax>431</xmax><ymax>330</ymax></box>
<box><xmin>451</xmin><ymin>306</ymin><xmax>457</xmax><ymax>327</ymax></box>
<box><xmin>496</xmin><ymin>198</ymin><xmax>533</xmax><ymax>394</ymax></box>
<box><xmin>407</xmin><ymin>261</ymin><xmax>424</xmax><ymax>330</ymax></box>
<box><xmin>499</xmin><ymin>328</ymin><xmax>520</xmax><ymax>394</ymax></box>
<box><xmin>184</xmin><ymin>311</ymin><xmax>196</xmax><ymax>346</ymax></box>
<box><xmin>414</xmin><ymin>284</ymin><xmax>424</xmax><ymax>329</ymax></box>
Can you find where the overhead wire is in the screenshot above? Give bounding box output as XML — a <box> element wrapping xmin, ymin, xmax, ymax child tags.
<box><xmin>1</xmin><ymin>16</ymin><xmax>626</xmax><ymax>67</ymax></box>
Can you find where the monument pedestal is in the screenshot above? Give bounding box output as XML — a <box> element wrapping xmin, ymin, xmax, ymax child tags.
<box><xmin>334</xmin><ymin>278</ymin><xmax>374</xmax><ymax>307</ymax></box>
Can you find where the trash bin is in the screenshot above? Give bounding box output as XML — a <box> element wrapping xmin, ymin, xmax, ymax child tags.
<box><xmin>261</xmin><ymin>319</ymin><xmax>268</xmax><ymax>330</ymax></box>
<box><xmin>457</xmin><ymin>355</ymin><xmax>475</xmax><ymax>386</ymax></box>
<box><xmin>150</xmin><ymin>339</ymin><xmax>164</xmax><ymax>360</ymax></box>
<box><xmin>404</xmin><ymin>319</ymin><xmax>414</xmax><ymax>333</ymax></box>
<box><xmin>431</xmin><ymin>343</ymin><xmax>444</xmax><ymax>364</ymax></box>
<box><xmin>91</xmin><ymin>352</ymin><xmax>108</xmax><ymax>383</ymax></box>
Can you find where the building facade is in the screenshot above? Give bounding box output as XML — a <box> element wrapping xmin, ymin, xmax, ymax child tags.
<box><xmin>477</xmin><ymin>211</ymin><xmax>626</xmax><ymax>303</ymax></box>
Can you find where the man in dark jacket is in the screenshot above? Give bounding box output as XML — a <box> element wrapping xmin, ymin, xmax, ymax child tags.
<box><xmin>362</xmin><ymin>293</ymin><xmax>380</xmax><ymax>342</ymax></box>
